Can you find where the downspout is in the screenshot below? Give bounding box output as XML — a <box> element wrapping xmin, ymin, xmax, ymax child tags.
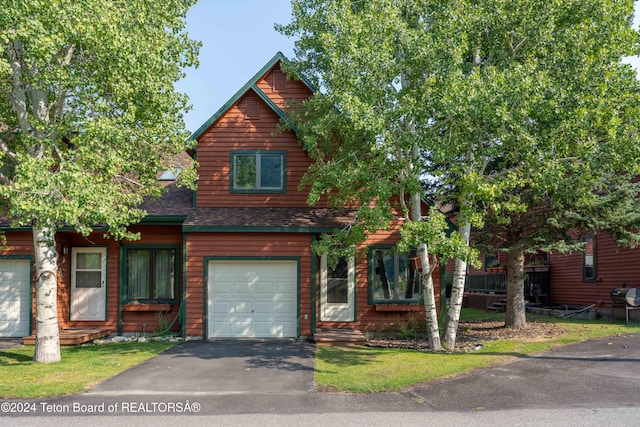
<box><xmin>181</xmin><ymin>231</ymin><xmax>188</xmax><ymax>338</ymax></box>
<box><xmin>311</xmin><ymin>234</ymin><xmax>317</xmax><ymax>335</ymax></box>
<box><xmin>118</xmin><ymin>244</ymin><xmax>124</xmax><ymax>336</ymax></box>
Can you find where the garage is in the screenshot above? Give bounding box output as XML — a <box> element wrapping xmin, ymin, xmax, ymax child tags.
<box><xmin>207</xmin><ymin>260</ymin><xmax>298</xmax><ymax>338</ymax></box>
<box><xmin>0</xmin><ymin>259</ymin><xmax>32</xmax><ymax>337</ymax></box>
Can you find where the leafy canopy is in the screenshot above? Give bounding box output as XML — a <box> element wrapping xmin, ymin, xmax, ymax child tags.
<box><xmin>428</xmin><ymin>0</ymin><xmax>640</xmax><ymax>253</ymax></box>
<box><xmin>279</xmin><ymin>0</ymin><xmax>477</xmax><ymax>265</ymax></box>
<box><xmin>0</xmin><ymin>0</ymin><xmax>200</xmax><ymax>239</ymax></box>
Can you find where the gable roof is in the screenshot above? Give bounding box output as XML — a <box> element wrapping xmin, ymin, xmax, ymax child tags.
<box><xmin>188</xmin><ymin>52</ymin><xmax>314</xmax><ymax>141</ymax></box>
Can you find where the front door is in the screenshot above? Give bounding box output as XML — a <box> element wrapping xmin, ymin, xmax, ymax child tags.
<box><xmin>320</xmin><ymin>254</ymin><xmax>355</xmax><ymax>322</ymax></box>
<box><xmin>70</xmin><ymin>247</ymin><xmax>107</xmax><ymax>321</ymax></box>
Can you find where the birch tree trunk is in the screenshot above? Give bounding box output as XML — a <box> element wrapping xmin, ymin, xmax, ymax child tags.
<box><xmin>411</xmin><ymin>192</ymin><xmax>442</xmax><ymax>351</ymax></box>
<box><xmin>33</xmin><ymin>227</ymin><xmax>60</xmax><ymax>363</ymax></box>
<box><xmin>505</xmin><ymin>247</ymin><xmax>527</xmax><ymax>328</ymax></box>
<box><xmin>443</xmin><ymin>220</ymin><xmax>471</xmax><ymax>349</ymax></box>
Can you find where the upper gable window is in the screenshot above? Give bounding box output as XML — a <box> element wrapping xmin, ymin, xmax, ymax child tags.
<box><xmin>231</xmin><ymin>150</ymin><xmax>286</xmax><ymax>193</ymax></box>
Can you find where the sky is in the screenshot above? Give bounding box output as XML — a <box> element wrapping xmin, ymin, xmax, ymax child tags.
<box><xmin>176</xmin><ymin>1</ymin><xmax>640</xmax><ymax>134</ymax></box>
<box><xmin>175</xmin><ymin>1</ymin><xmax>296</xmax><ymax>133</ymax></box>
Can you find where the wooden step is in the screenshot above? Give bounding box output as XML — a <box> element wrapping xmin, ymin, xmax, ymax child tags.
<box><xmin>23</xmin><ymin>328</ymin><xmax>112</xmax><ymax>346</ymax></box>
<box><xmin>314</xmin><ymin>329</ymin><xmax>366</xmax><ymax>346</ymax></box>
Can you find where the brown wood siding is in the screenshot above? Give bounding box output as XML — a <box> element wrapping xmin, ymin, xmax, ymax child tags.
<box><xmin>195</xmin><ymin>62</ymin><xmax>322</xmax><ymax>209</ymax></box>
<box><xmin>2</xmin><ymin>226</ymin><xmax>184</xmax><ymax>335</ymax></box>
<box><xmin>549</xmin><ymin>233</ymin><xmax>639</xmax><ymax>313</ymax></box>
<box><xmin>184</xmin><ymin>232</ymin><xmax>315</xmax><ymax>338</ymax></box>
<box><xmin>119</xmin><ymin>225</ymin><xmax>184</xmax><ymax>334</ymax></box>
<box><xmin>195</xmin><ymin>98</ymin><xmax>318</xmax><ymax>208</ymax></box>
<box><xmin>316</xmin><ymin>220</ymin><xmax>442</xmax><ymax>333</ymax></box>
<box><xmin>255</xmin><ymin>68</ymin><xmax>313</xmax><ymax>109</ymax></box>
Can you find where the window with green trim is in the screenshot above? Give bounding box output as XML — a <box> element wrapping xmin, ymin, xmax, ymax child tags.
<box><xmin>583</xmin><ymin>235</ymin><xmax>596</xmax><ymax>282</ymax></box>
<box><xmin>370</xmin><ymin>247</ymin><xmax>421</xmax><ymax>303</ymax></box>
<box><xmin>125</xmin><ymin>247</ymin><xmax>177</xmax><ymax>303</ymax></box>
<box><xmin>231</xmin><ymin>151</ymin><xmax>285</xmax><ymax>192</ymax></box>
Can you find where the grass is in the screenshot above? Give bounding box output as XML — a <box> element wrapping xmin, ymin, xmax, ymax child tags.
<box><xmin>315</xmin><ymin>310</ymin><xmax>640</xmax><ymax>393</ymax></box>
<box><xmin>0</xmin><ymin>341</ymin><xmax>177</xmax><ymax>398</ymax></box>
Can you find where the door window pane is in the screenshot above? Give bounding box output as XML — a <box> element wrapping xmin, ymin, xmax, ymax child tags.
<box><xmin>77</xmin><ymin>252</ymin><xmax>101</xmax><ymax>270</ymax></box>
<box><xmin>76</xmin><ymin>271</ymin><xmax>102</xmax><ymax>288</ymax></box>
<box><xmin>327</xmin><ymin>257</ymin><xmax>348</xmax><ymax>303</ymax></box>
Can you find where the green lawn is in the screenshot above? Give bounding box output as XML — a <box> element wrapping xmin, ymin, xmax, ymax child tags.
<box><xmin>3</xmin><ymin>312</ymin><xmax>638</xmax><ymax>398</ymax></box>
<box><xmin>315</xmin><ymin>311</ymin><xmax>640</xmax><ymax>393</ymax></box>
<box><xmin>0</xmin><ymin>341</ymin><xmax>177</xmax><ymax>398</ymax></box>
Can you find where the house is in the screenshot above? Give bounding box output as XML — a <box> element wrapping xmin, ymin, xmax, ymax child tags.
<box><xmin>0</xmin><ymin>52</ymin><xmax>439</xmax><ymax>340</ymax></box>
<box><xmin>547</xmin><ymin>234</ymin><xmax>640</xmax><ymax>322</ymax></box>
<box><xmin>461</xmin><ymin>233</ymin><xmax>640</xmax><ymax>322</ymax></box>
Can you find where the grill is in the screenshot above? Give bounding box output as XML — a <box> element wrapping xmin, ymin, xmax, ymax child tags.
<box><xmin>610</xmin><ymin>287</ymin><xmax>640</xmax><ymax>325</ymax></box>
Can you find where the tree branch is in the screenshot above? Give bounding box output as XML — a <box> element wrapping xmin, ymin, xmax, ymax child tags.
<box><xmin>7</xmin><ymin>40</ymin><xmax>32</xmax><ymax>135</ymax></box>
<box><xmin>0</xmin><ymin>139</ymin><xmax>18</xmax><ymax>164</ymax></box>
<box><xmin>115</xmin><ymin>175</ymin><xmax>146</xmax><ymax>188</ymax></box>
<box><xmin>49</xmin><ymin>44</ymin><xmax>75</xmax><ymax>125</ymax></box>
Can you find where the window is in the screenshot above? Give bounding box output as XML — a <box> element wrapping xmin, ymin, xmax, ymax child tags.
<box><xmin>74</xmin><ymin>250</ymin><xmax>104</xmax><ymax>288</ymax></box>
<box><xmin>159</xmin><ymin>167</ymin><xmax>182</xmax><ymax>181</ymax></box>
<box><xmin>231</xmin><ymin>151</ymin><xmax>285</xmax><ymax>193</ymax></box>
<box><xmin>583</xmin><ymin>235</ymin><xmax>596</xmax><ymax>282</ymax></box>
<box><xmin>484</xmin><ymin>253</ymin><xmax>498</xmax><ymax>271</ymax></box>
<box><xmin>370</xmin><ymin>247</ymin><xmax>421</xmax><ymax>303</ymax></box>
<box><xmin>125</xmin><ymin>247</ymin><xmax>177</xmax><ymax>303</ymax></box>
<box><xmin>320</xmin><ymin>254</ymin><xmax>355</xmax><ymax>321</ymax></box>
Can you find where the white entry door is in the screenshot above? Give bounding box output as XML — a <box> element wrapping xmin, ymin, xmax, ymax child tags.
<box><xmin>208</xmin><ymin>260</ymin><xmax>297</xmax><ymax>338</ymax></box>
<box><xmin>0</xmin><ymin>259</ymin><xmax>31</xmax><ymax>337</ymax></box>
<box><xmin>70</xmin><ymin>247</ymin><xmax>107</xmax><ymax>321</ymax></box>
<box><xmin>320</xmin><ymin>254</ymin><xmax>355</xmax><ymax>322</ymax></box>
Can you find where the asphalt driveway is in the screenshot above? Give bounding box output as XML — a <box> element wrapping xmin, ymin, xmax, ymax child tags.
<box><xmin>5</xmin><ymin>333</ymin><xmax>640</xmax><ymax>416</ymax></box>
<box><xmin>88</xmin><ymin>339</ymin><xmax>316</xmax><ymax>397</ymax></box>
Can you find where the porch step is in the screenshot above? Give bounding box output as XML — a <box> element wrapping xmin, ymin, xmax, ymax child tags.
<box><xmin>487</xmin><ymin>299</ymin><xmax>507</xmax><ymax>312</ymax></box>
<box><xmin>23</xmin><ymin>327</ymin><xmax>112</xmax><ymax>346</ymax></box>
<box><xmin>314</xmin><ymin>328</ymin><xmax>366</xmax><ymax>346</ymax></box>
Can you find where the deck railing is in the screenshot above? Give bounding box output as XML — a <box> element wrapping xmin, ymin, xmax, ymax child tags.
<box><xmin>465</xmin><ymin>265</ymin><xmax>550</xmax><ymax>304</ymax></box>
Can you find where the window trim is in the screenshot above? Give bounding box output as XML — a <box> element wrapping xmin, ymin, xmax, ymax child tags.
<box><xmin>70</xmin><ymin>247</ymin><xmax>108</xmax><ymax>321</ymax></box>
<box><xmin>583</xmin><ymin>234</ymin><xmax>596</xmax><ymax>282</ymax></box>
<box><xmin>122</xmin><ymin>245</ymin><xmax>179</xmax><ymax>304</ymax></box>
<box><xmin>320</xmin><ymin>254</ymin><xmax>356</xmax><ymax>322</ymax></box>
<box><xmin>368</xmin><ymin>246</ymin><xmax>422</xmax><ymax>305</ymax></box>
<box><xmin>230</xmin><ymin>150</ymin><xmax>286</xmax><ymax>194</ymax></box>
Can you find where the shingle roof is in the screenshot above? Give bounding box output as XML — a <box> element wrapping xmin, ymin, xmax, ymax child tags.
<box><xmin>140</xmin><ymin>183</ymin><xmax>194</xmax><ymax>218</ymax></box>
<box><xmin>182</xmin><ymin>207</ymin><xmax>356</xmax><ymax>232</ymax></box>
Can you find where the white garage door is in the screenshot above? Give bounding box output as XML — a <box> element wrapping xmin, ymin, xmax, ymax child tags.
<box><xmin>0</xmin><ymin>259</ymin><xmax>31</xmax><ymax>337</ymax></box>
<box><xmin>207</xmin><ymin>260</ymin><xmax>297</xmax><ymax>338</ymax></box>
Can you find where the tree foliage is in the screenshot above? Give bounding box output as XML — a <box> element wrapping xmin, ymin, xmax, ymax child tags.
<box><xmin>429</xmin><ymin>0</ymin><xmax>640</xmax><ymax>327</ymax></box>
<box><xmin>0</xmin><ymin>0</ymin><xmax>200</xmax><ymax>362</ymax></box>
<box><xmin>279</xmin><ymin>0</ymin><xmax>477</xmax><ymax>350</ymax></box>
<box><xmin>280</xmin><ymin>0</ymin><xmax>640</xmax><ymax>344</ymax></box>
<box><xmin>0</xmin><ymin>0</ymin><xmax>200</xmax><ymax>237</ymax></box>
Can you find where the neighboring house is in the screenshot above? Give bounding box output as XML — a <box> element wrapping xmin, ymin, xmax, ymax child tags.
<box><xmin>0</xmin><ymin>52</ymin><xmax>439</xmax><ymax>340</ymax></box>
<box><xmin>460</xmin><ymin>232</ymin><xmax>639</xmax><ymax>321</ymax></box>
<box><xmin>547</xmin><ymin>234</ymin><xmax>640</xmax><ymax>321</ymax></box>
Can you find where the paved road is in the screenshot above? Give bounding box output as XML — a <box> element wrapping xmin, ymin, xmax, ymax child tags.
<box><xmin>405</xmin><ymin>333</ymin><xmax>640</xmax><ymax>411</ymax></box>
<box><xmin>2</xmin><ymin>333</ymin><xmax>640</xmax><ymax>425</ymax></box>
